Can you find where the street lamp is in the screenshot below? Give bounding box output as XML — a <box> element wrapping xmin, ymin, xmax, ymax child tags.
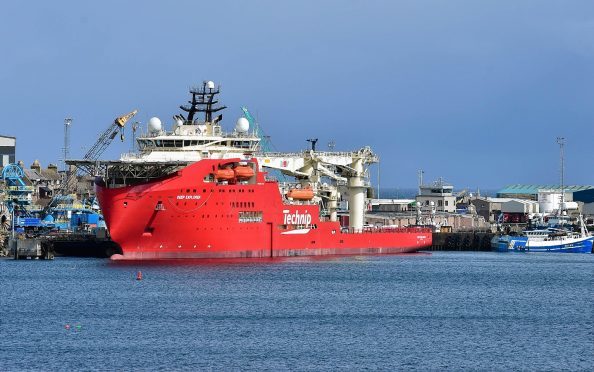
<box><xmin>11</xmin><ymin>198</ymin><xmax>16</xmax><ymax>259</ymax></box>
<box><xmin>11</xmin><ymin>207</ymin><xmax>14</xmax><ymax>239</ymax></box>
<box><xmin>63</xmin><ymin>118</ymin><xmax>73</xmax><ymax>173</ymax></box>
<box><xmin>11</xmin><ymin>198</ymin><xmax>17</xmax><ymax>239</ymax></box>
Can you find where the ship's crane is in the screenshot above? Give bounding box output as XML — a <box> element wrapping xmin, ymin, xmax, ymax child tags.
<box><xmin>240</xmin><ymin>106</ymin><xmax>256</xmax><ymax>127</ymax></box>
<box><xmin>256</xmin><ymin>145</ymin><xmax>379</xmax><ymax>230</ymax></box>
<box><xmin>83</xmin><ymin>110</ymin><xmax>138</xmax><ymax>161</ymax></box>
<box><xmin>241</xmin><ymin>106</ymin><xmax>273</xmax><ymax>152</ymax></box>
<box><xmin>47</xmin><ymin>110</ymin><xmax>138</xmax><ymax>212</ymax></box>
<box><xmin>63</xmin><ymin>109</ymin><xmax>137</xmax><ymax>193</ymax></box>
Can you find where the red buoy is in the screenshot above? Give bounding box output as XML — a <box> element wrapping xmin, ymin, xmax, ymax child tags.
<box><xmin>136</xmin><ymin>271</ymin><xmax>143</xmax><ymax>280</ymax></box>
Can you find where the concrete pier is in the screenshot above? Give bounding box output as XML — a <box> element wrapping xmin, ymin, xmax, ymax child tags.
<box><xmin>8</xmin><ymin>237</ymin><xmax>54</xmax><ymax>259</ymax></box>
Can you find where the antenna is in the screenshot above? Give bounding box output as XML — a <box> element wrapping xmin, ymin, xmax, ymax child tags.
<box><xmin>62</xmin><ymin>118</ymin><xmax>73</xmax><ymax>172</ymax></box>
<box><xmin>306</xmin><ymin>138</ymin><xmax>318</xmax><ymax>151</ymax></box>
<box><xmin>418</xmin><ymin>169</ymin><xmax>424</xmax><ymax>195</ymax></box>
<box><xmin>182</xmin><ymin>81</ymin><xmax>226</xmax><ymax>124</ymax></box>
<box><xmin>131</xmin><ymin>121</ymin><xmax>139</xmax><ymax>151</ymax></box>
<box><xmin>377</xmin><ymin>159</ymin><xmax>380</xmax><ymax>199</ymax></box>
<box><xmin>556</xmin><ymin>137</ymin><xmax>565</xmax><ymax>214</ymax></box>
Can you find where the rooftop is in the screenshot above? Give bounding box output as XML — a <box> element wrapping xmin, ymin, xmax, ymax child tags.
<box><xmin>498</xmin><ymin>184</ymin><xmax>594</xmax><ymax>195</ymax></box>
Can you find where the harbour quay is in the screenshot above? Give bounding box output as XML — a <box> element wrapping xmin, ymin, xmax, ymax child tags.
<box><xmin>365</xmin><ymin>209</ymin><xmax>493</xmax><ymax>251</ymax></box>
<box><xmin>365</xmin><ymin>180</ymin><xmax>594</xmax><ymax>251</ymax></box>
<box><xmin>1</xmin><ymin>150</ymin><xmax>593</xmax><ymax>257</ymax></box>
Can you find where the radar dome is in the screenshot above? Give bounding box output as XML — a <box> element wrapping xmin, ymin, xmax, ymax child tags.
<box><xmin>235</xmin><ymin>117</ymin><xmax>249</xmax><ymax>133</ymax></box>
<box><xmin>206</xmin><ymin>81</ymin><xmax>215</xmax><ymax>89</ymax></box>
<box><xmin>173</xmin><ymin>118</ymin><xmax>183</xmax><ymax>131</ymax></box>
<box><xmin>148</xmin><ymin>117</ymin><xmax>162</xmax><ymax>133</ymax></box>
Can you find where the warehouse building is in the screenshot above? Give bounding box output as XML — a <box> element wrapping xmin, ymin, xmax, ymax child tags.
<box><xmin>497</xmin><ymin>184</ymin><xmax>593</xmax><ymax>201</ymax></box>
<box><xmin>497</xmin><ymin>184</ymin><xmax>594</xmax><ymax>219</ymax></box>
<box><xmin>573</xmin><ymin>188</ymin><xmax>594</xmax><ymax>216</ymax></box>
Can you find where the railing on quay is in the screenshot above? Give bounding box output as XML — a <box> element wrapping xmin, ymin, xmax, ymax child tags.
<box><xmin>343</xmin><ymin>226</ymin><xmax>432</xmax><ymax>234</ymax></box>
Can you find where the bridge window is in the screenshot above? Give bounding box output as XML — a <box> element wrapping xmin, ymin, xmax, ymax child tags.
<box><xmin>239</xmin><ymin>211</ymin><xmax>263</xmax><ymax>223</ymax></box>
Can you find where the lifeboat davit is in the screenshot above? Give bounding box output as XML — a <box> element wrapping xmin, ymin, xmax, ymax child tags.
<box><xmin>286</xmin><ymin>188</ymin><xmax>314</xmax><ymax>201</ymax></box>
<box><xmin>234</xmin><ymin>165</ymin><xmax>254</xmax><ymax>180</ymax></box>
<box><xmin>214</xmin><ymin>168</ymin><xmax>235</xmax><ymax>181</ymax></box>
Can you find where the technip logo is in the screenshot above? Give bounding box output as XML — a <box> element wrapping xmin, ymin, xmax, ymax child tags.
<box><xmin>283</xmin><ymin>210</ymin><xmax>312</xmax><ymax>225</ymax></box>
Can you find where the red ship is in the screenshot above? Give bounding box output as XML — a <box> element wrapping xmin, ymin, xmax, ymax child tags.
<box><xmin>88</xmin><ymin>81</ymin><xmax>431</xmax><ymax>259</ymax></box>
<box><xmin>96</xmin><ymin>157</ymin><xmax>431</xmax><ymax>259</ymax></box>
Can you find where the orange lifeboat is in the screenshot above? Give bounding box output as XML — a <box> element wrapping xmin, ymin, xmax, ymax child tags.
<box><xmin>286</xmin><ymin>187</ymin><xmax>314</xmax><ymax>201</ymax></box>
<box><xmin>234</xmin><ymin>165</ymin><xmax>254</xmax><ymax>180</ymax></box>
<box><xmin>214</xmin><ymin>168</ymin><xmax>235</xmax><ymax>181</ymax></box>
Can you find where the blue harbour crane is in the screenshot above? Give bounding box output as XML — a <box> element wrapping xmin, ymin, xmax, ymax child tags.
<box><xmin>1</xmin><ymin>163</ymin><xmax>37</xmax><ymax>231</ymax></box>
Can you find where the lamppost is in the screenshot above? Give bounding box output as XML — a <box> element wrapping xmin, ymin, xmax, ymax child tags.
<box><xmin>11</xmin><ymin>205</ymin><xmax>14</xmax><ymax>239</ymax></box>
<box><xmin>63</xmin><ymin>118</ymin><xmax>73</xmax><ymax>172</ymax></box>
<box><xmin>11</xmin><ymin>198</ymin><xmax>16</xmax><ymax>259</ymax></box>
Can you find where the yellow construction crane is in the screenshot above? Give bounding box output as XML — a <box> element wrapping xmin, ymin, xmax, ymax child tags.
<box><xmin>83</xmin><ymin>109</ymin><xmax>138</xmax><ymax>160</ymax></box>
<box><xmin>114</xmin><ymin>109</ymin><xmax>138</xmax><ymax>128</ymax></box>
<box><xmin>45</xmin><ymin>109</ymin><xmax>139</xmax><ymax>213</ymax></box>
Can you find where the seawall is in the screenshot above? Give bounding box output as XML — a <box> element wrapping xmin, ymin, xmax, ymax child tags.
<box><xmin>429</xmin><ymin>232</ymin><xmax>494</xmax><ymax>251</ymax></box>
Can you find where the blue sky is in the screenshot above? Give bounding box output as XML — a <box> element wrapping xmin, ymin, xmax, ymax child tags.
<box><xmin>1</xmin><ymin>0</ymin><xmax>593</xmax><ymax>189</ymax></box>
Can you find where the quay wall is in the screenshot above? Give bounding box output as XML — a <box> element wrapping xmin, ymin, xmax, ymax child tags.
<box><xmin>429</xmin><ymin>232</ymin><xmax>494</xmax><ymax>251</ymax></box>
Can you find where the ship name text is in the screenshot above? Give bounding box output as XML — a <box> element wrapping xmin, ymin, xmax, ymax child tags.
<box><xmin>177</xmin><ymin>195</ymin><xmax>201</xmax><ymax>200</ymax></box>
<box><xmin>283</xmin><ymin>210</ymin><xmax>312</xmax><ymax>225</ymax></box>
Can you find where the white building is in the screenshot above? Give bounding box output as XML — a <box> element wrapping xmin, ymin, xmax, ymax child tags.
<box><xmin>501</xmin><ymin>199</ymin><xmax>539</xmax><ymax>215</ymax></box>
<box><xmin>537</xmin><ymin>189</ymin><xmax>574</xmax><ymax>214</ymax></box>
<box><xmin>0</xmin><ymin>135</ymin><xmax>16</xmax><ymax>167</ymax></box>
<box><xmin>416</xmin><ymin>179</ymin><xmax>456</xmax><ymax>213</ymax></box>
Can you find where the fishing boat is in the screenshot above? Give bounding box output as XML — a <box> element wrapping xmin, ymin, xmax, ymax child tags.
<box><xmin>492</xmin><ymin>216</ymin><xmax>593</xmax><ymax>253</ymax></box>
<box><xmin>492</xmin><ymin>138</ymin><xmax>593</xmax><ymax>253</ymax></box>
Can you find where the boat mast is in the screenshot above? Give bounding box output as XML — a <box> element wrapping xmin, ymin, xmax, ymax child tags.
<box><xmin>180</xmin><ymin>81</ymin><xmax>227</xmax><ymax>124</ymax></box>
<box><xmin>556</xmin><ymin>137</ymin><xmax>565</xmax><ymax>217</ymax></box>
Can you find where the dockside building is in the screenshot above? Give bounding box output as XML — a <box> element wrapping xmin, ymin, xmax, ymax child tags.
<box><xmin>0</xmin><ymin>135</ymin><xmax>16</xmax><ymax>167</ymax></box>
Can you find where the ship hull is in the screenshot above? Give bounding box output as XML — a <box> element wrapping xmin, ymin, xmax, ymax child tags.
<box><xmin>97</xmin><ymin>159</ymin><xmax>432</xmax><ymax>260</ymax></box>
<box><xmin>110</xmin><ymin>245</ymin><xmax>424</xmax><ymax>260</ymax></box>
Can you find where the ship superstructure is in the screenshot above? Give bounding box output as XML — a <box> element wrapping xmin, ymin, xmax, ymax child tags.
<box><xmin>70</xmin><ymin>81</ymin><xmax>432</xmax><ymax>259</ymax></box>
<box><xmin>121</xmin><ymin>81</ymin><xmax>261</xmax><ymax>163</ymax></box>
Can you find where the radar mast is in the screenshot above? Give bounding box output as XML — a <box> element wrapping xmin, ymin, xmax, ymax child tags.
<box><xmin>179</xmin><ymin>81</ymin><xmax>227</xmax><ymax>124</ymax></box>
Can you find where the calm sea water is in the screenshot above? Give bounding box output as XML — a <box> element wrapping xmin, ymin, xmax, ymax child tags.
<box><xmin>1</xmin><ymin>252</ymin><xmax>592</xmax><ymax>371</ymax></box>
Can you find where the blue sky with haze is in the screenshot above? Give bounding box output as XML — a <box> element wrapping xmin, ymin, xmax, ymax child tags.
<box><xmin>1</xmin><ymin>0</ymin><xmax>593</xmax><ymax>189</ymax></box>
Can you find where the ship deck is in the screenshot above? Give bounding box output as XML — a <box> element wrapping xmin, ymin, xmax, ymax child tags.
<box><xmin>66</xmin><ymin>159</ymin><xmax>193</xmax><ymax>184</ymax></box>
